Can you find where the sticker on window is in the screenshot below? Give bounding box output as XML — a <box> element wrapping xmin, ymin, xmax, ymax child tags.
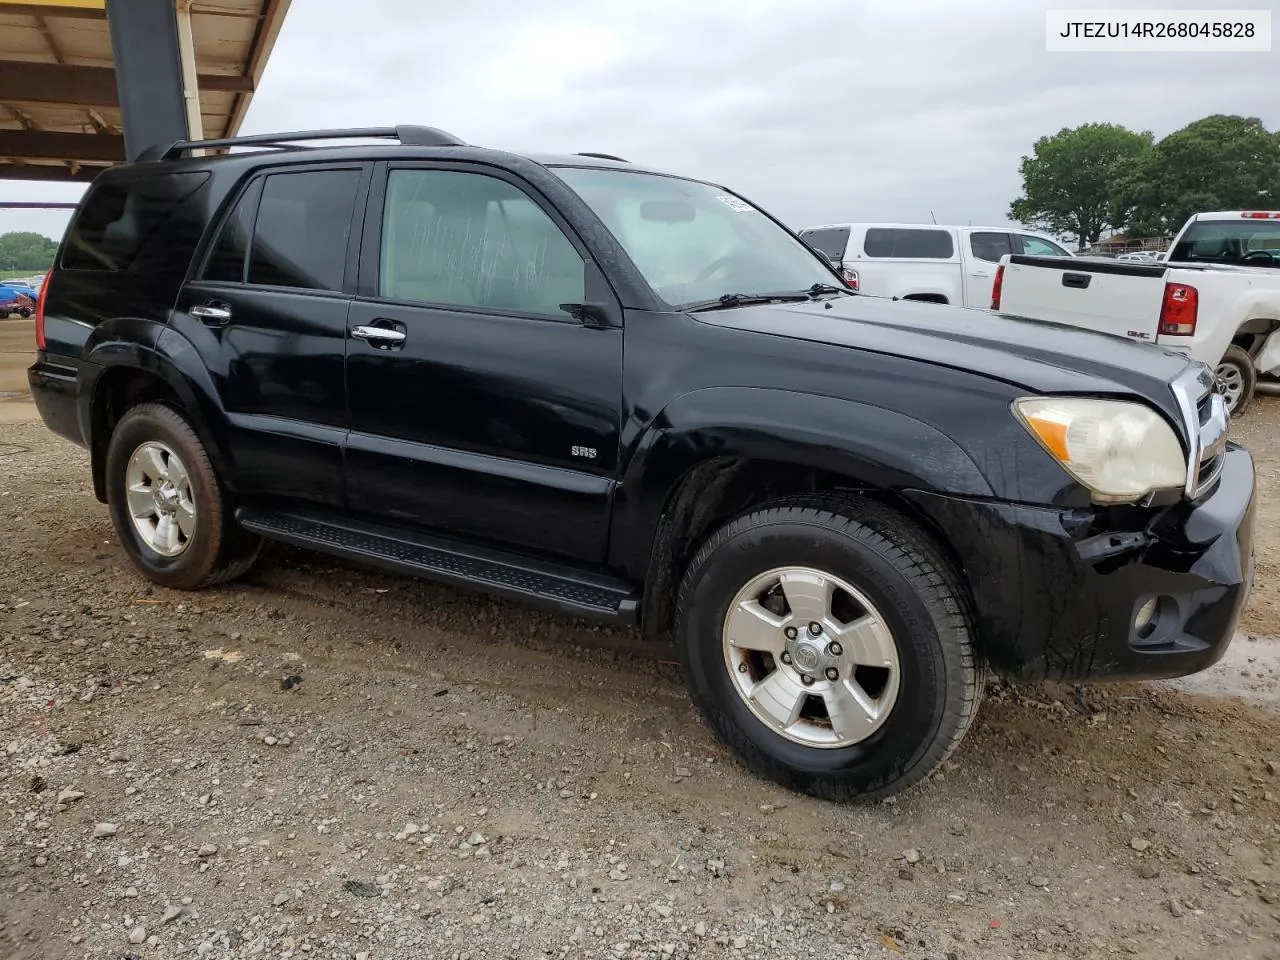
<box><xmin>715</xmin><ymin>194</ymin><xmax>754</xmax><ymax>213</ymax></box>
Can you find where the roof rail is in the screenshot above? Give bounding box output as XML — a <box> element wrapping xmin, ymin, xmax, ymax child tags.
<box><xmin>142</xmin><ymin>125</ymin><xmax>467</xmax><ymax>162</ymax></box>
<box><xmin>575</xmin><ymin>152</ymin><xmax>629</xmax><ymax>163</ymax></box>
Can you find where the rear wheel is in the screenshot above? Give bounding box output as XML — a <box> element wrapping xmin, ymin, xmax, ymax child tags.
<box><xmin>105</xmin><ymin>402</ymin><xmax>261</xmax><ymax>589</ymax></box>
<box><xmin>1215</xmin><ymin>345</ymin><xmax>1256</xmax><ymax>416</ymax></box>
<box><xmin>676</xmin><ymin>495</ymin><xmax>983</xmax><ymax>802</ymax></box>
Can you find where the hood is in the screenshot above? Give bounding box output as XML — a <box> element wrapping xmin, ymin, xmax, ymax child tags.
<box><xmin>694</xmin><ymin>294</ymin><xmax>1195</xmax><ymax>408</ymax></box>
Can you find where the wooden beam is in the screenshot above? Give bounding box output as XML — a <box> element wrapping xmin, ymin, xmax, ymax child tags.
<box><xmin>0</xmin><ymin>61</ymin><xmax>253</xmax><ymax>107</ymax></box>
<box><xmin>0</xmin><ymin>162</ymin><xmax>103</xmax><ymax>183</ymax></box>
<box><xmin>0</xmin><ymin>129</ymin><xmax>125</xmax><ymax>162</ymax></box>
<box><xmin>33</xmin><ymin>13</ymin><xmax>67</xmax><ymax>63</ymax></box>
<box><xmin>0</xmin><ymin>1</ymin><xmax>105</xmax><ymax>18</ymax></box>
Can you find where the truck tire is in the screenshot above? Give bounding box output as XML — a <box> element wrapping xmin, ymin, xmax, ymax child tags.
<box><xmin>675</xmin><ymin>495</ymin><xmax>983</xmax><ymax>802</ymax></box>
<box><xmin>1215</xmin><ymin>345</ymin><xmax>1256</xmax><ymax>416</ymax></box>
<box><xmin>105</xmin><ymin>402</ymin><xmax>261</xmax><ymax>590</ymax></box>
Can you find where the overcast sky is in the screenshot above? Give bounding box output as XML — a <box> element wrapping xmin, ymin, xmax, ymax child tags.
<box><xmin>2</xmin><ymin>0</ymin><xmax>1277</xmax><ymax>240</ymax></box>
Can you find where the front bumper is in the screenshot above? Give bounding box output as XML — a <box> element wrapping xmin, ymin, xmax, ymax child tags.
<box><xmin>907</xmin><ymin>444</ymin><xmax>1257</xmax><ymax>683</ymax></box>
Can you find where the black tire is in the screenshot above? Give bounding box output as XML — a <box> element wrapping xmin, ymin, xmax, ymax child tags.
<box><xmin>676</xmin><ymin>495</ymin><xmax>983</xmax><ymax>802</ymax></box>
<box><xmin>18</xmin><ymin>308</ymin><xmax>31</xmax><ymax>318</ymax></box>
<box><xmin>105</xmin><ymin>402</ymin><xmax>261</xmax><ymax>590</ymax></box>
<box><xmin>1216</xmin><ymin>345</ymin><xmax>1256</xmax><ymax>417</ymax></box>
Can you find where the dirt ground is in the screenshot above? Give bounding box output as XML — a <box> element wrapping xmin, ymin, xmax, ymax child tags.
<box><xmin>4</xmin><ymin>318</ymin><xmax>1280</xmax><ymax>960</ymax></box>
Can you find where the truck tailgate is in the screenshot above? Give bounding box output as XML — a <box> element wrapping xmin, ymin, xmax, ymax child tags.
<box><xmin>997</xmin><ymin>255</ymin><xmax>1166</xmax><ymax>343</ymax></box>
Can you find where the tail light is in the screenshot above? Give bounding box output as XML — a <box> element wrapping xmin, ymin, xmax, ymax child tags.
<box><xmin>34</xmin><ymin>276</ymin><xmax>49</xmax><ymax>351</ymax></box>
<box><xmin>990</xmin><ymin>264</ymin><xmax>1005</xmax><ymax>310</ymax></box>
<box><xmin>1158</xmin><ymin>282</ymin><xmax>1198</xmax><ymax>335</ymax></box>
<box><xmin>1242</xmin><ymin>211</ymin><xmax>1280</xmax><ymax>219</ymax></box>
<box><xmin>840</xmin><ymin>267</ymin><xmax>859</xmax><ymax>291</ymax></box>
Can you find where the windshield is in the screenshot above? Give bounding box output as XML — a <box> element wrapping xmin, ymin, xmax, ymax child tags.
<box><xmin>1170</xmin><ymin>219</ymin><xmax>1280</xmax><ymax>268</ymax></box>
<box><xmin>552</xmin><ymin>167</ymin><xmax>837</xmax><ymax>308</ymax></box>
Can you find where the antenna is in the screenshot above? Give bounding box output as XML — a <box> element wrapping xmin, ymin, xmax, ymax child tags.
<box><xmin>930</xmin><ymin>210</ymin><xmax>937</xmax><ymax>224</ymax></box>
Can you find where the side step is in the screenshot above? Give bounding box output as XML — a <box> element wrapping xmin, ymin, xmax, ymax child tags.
<box><xmin>236</xmin><ymin>507</ymin><xmax>641</xmax><ymax>624</ymax></box>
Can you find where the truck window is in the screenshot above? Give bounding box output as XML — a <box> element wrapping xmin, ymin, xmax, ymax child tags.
<box><xmin>1171</xmin><ymin>220</ymin><xmax>1280</xmax><ymax>268</ymax></box>
<box><xmin>969</xmin><ymin>232</ymin><xmax>1012</xmax><ymax>263</ymax></box>
<box><xmin>247</xmin><ymin>169</ymin><xmax>361</xmax><ymax>291</ymax></box>
<box><xmin>799</xmin><ymin>227</ymin><xmax>851</xmax><ymax>263</ymax></box>
<box><xmin>378</xmin><ymin>169</ymin><xmax>585</xmax><ymax>317</ymax></box>
<box><xmin>201</xmin><ymin>180</ymin><xmax>264</xmax><ymax>284</ymax></box>
<box><xmin>60</xmin><ymin>171</ymin><xmax>210</xmax><ymax>273</ymax></box>
<box><xmin>1017</xmin><ymin>235</ymin><xmax>1072</xmax><ymax>257</ymax></box>
<box><xmin>863</xmin><ymin>228</ymin><xmax>954</xmax><ymax>259</ymax></box>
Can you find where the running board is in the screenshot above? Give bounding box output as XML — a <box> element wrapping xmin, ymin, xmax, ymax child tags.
<box><xmin>235</xmin><ymin>507</ymin><xmax>640</xmax><ymax>624</ymax></box>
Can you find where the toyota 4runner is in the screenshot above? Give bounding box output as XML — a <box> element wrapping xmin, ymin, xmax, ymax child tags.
<box><xmin>28</xmin><ymin>125</ymin><xmax>1256</xmax><ymax>801</ymax></box>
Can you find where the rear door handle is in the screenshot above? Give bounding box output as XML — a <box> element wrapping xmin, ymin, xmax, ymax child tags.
<box><xmin>1062</xmin><ymin>273</ymin><xmax>1092</xmax><ymax>289</ymax></box>
<box><xmin>190</xmin><ymin>302</ymin><xmax>232</xmax><ymax>325</ymax></box>
<box><xmin>351</xmin><ymin>324</ymin><xmax>407</xmax><ymax>346</ymax></box>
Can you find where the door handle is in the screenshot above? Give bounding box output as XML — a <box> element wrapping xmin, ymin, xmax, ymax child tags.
<box><xmin>190</xmin><ymin>302</ymin><xmax>232</xmax><ymax>325</ymax></box>
<box><xmin>351</xmin><ymin>324</ymin><xmax>407</xmax><ymax>344</ymax></box>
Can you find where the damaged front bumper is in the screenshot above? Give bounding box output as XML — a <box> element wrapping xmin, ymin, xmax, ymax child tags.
<box><xmin>907</xmin><ymin>444</ymin><xmax>1257</xmax><ymax>683</ymax></box>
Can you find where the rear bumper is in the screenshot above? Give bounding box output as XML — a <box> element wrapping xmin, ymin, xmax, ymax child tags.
<box><xmin>28</xmin><ymin>357</ymin><xmax>86</xmax><ymax>448</ymax></box>
<box><xmin>907</xmin><ymin>444</ymin><xmax>1256</xmax><ymax>683</ymax></box>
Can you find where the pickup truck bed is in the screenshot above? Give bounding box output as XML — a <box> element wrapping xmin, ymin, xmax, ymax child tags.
<box><xmin>995</xmin><ymin>253</ymin><xmax>1280</xmax><ymax>413</ymax></box>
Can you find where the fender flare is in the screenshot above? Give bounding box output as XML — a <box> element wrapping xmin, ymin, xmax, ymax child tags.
<box><xmin>82</xmin><ymin>321</ymin><xmax>234</xmax><ymax>501</ymax></box>
<box><xmin>607</xmin><ymin>385</ymin><xmax>993</xmax><ymax>579</ymax></box>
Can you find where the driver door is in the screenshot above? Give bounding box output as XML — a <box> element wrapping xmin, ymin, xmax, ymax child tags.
<box><xmin>343</xmin><ymin>162</ymin><xmax>624</xmax><ymax>564</ymax></box>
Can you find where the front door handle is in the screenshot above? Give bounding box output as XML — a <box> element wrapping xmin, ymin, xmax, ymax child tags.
<box><xmin>191</xmin><ymin>302</ymin><xmax>232</xmax><ymax>325</ymax></box>
<box><xmin>351</xmin><ymin>324</ymin><xmax>407</xmax><ymax>345</ymax></box>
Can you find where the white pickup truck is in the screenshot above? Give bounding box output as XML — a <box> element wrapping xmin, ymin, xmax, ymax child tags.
<box><xmin>993</xmin><ymin>210</ymin><xmax>1280</xmax><ymax>414</ymax></box>
<box><xmin>797</xmin><ymin>221</ymin><xmax>1073</xmax><ymax>307</ymax></box>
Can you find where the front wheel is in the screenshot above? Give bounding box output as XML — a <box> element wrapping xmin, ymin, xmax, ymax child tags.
<box><xmin>676</xmin><ymin>496</ymin><xmax>983</xmax><ymax>802</ymax></box>
<box><xmin>1215</xmin><ymin>345</ymin><xmax>1256</xmax><ymax>417</ymax></box>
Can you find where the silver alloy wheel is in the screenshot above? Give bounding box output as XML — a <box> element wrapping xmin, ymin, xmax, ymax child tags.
<box><xmin>1215</xmin><ymin>360</ymin><xmax>1246</xmax><ymax>412</ymax></box>
<box><xmin>722</xmin><ymin>566</ymin><xmax>901</xmax><ymax>748</ymax></box>
<box><xmin>124</xmin><ymin>441</ymin><xmax>196</xmax><ymax>557</ymax></box>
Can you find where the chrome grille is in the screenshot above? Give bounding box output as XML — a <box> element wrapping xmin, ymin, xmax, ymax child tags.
<box><xmin>1170</xmin><ymin>364</ymin><xmax>1228</xmax><ymax>499</ymax></box>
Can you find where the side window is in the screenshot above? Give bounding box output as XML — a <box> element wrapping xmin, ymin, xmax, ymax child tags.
<box><xmin>201</xmin><ymin>180</ymin><xmax>262</xmax><ymax>283</ymax></box>
<box><xmin>799</xmin><ymin>227</ymin><xmax>850</xmax><ymax>263</ymax></box>
<box><xmin>969</xmin><ymin>231</ymin><xmax>1012</xmax><ymax>263</ymax></box>
<box><xmin>1018</xmin><ymin>235</ymin><xmax>1071</xmax><ymax>257</ymax></box>
<box><xmin>378</xmin><ymin>169</ymin><xmax>585</xmax><ymax>316</ymax></box>
<box><xmin>863</xmin><ymin>228</ymin><xmax>954</xmax><ymax>259</ymax></box>
<box><xmin>247</xmin><ymin>169</ymin><xmax>361</xmax><ymax>291</ymax></box>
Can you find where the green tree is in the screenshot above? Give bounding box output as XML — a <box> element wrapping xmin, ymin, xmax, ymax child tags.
<box><xmin>1111</xmin><ymin>115</ymin><xmax>1280</xmax><ymax>236</ymax></box>
<box><xmin>1009</xmin><ymin>123</ymin><xmax>1154</xmax><ymax>250</ymax></box>
<box><xmin>0</xmin><ymin>231</ymin><xmax>59</xmax><ymax>272</ymax></box>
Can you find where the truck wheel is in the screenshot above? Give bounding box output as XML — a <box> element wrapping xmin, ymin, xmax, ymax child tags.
<box><xmin>1215</xmin><ymin>346</ymin><xmax>1256</xmax><ymax>416</ymax></box>
<box><xmin>675</xmin><ymin>495</ymin><xmax>983</xmax><ymax>802</ymax></box>
<box><xmin>105</xmin><ymin>402</ymin><xmax>261</xmax><ymax>590</ymax></box>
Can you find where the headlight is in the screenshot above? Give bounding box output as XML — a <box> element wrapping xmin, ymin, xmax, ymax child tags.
<box><xmin>1013</xmin><ymin>397</ymin><xmax>1186</xmax><ymax>503</ymax></box>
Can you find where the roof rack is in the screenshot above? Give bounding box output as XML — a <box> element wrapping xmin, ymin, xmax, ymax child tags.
<box><xmin>140</xmin><ymin>125</ymin><xmax>467</xmax><ymax>163</ymax></box>
<box><xmin>575</xmin><ymin>152</ymin><xmax>629</xmax><ymax>163</ymax></box>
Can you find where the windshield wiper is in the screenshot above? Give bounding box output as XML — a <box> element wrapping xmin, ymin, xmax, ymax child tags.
<box><xmin>682</xmin><ymin>292</ymin><xmax>811</xmax><ymax>313</ymax></box>
<box><xmin>804</xmin><ymin>282</ymin><xmax>856</xmax><ymax>298</ymax></box>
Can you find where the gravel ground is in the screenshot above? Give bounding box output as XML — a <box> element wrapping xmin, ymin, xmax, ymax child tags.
<box><xmin>4</xmin><ymin>386</ymin><xmax>1280</xmax><ymax>960</ymax></box>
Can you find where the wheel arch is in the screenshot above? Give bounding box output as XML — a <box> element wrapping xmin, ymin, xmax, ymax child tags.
<box><xmin>86</xmin><ymin>334</ymin><xmax>233</xmax><ymax>504</ymax></box>
<box><xmin>609</xmin><ymin>387</ymin><xmax>993</xmax><ymax>640</ymax></box>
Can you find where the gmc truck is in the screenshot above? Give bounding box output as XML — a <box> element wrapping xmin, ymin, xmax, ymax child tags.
<box><xmin>993</xmin><ymin>211</ymin><xmax>1280</xmax><ymax>415</ymax></box>
<box><xmin>28</xmin><ymin>126</ymin><xmax>1255</xmax><ymax>802</ymax></box>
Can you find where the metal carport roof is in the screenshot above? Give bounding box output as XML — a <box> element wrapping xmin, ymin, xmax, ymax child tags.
<box><xmin>0</xmin><ymin>0</ymin><xmax>291</xmax><ymax>183</ymax></box>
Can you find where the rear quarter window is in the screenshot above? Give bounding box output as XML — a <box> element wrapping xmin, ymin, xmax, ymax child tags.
<box><xmin>862</xmin><ymin>227</ymin><xmax>955</xmax><ymax>259</ymax></box>
<box><xmin>60</xmin><ymin>171</ymin><xmax>211</xmax><ymax>273</ymax></box>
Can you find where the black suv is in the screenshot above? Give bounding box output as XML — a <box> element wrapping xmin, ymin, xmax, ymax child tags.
<box><xmin>29</xmin><ymin>126</ymin><xmax>1255</xmax><ymax>801</ymax></box>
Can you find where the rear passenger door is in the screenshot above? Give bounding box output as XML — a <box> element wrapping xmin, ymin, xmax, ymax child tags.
<box><xmin>173</xmin><ymin>163</ymin><xmax>369</xmax><ymax>506</ymax></box>
<box><xmin>343</xmin><ymin>162</ymin><xmax>624</xmax><ymax>563</ymax></box>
